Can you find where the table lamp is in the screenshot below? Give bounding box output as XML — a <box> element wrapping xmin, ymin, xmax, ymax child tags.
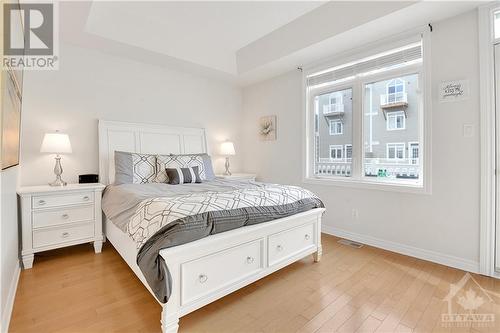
<box><xmin>220</xmin><ymin>141</ymin><xmax>235</xmax><ymax>176</ymax></box>
<box><xmin>40</xmin><ymin>132</ymin><xmax>72</xmax><ymax>186</ymax></box>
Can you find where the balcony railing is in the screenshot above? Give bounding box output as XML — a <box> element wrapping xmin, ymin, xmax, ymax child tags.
<box><xmin>322</xmin><ymin>103</ymin><xmax>345</xmax><ymax>115</ymax></box>
<box><xmin>364</xmin><ymin>158</ymin><xmax>419</xmax><ymax>179</ymax></box>
<box><xmin>380</xmin><ymin>92</ymin><xmax>408</xmax><ymax>107</ymax></box>
<box><xmin>316</xmin><ymin>159</ymin><xmax>352</xmax><ymax>177</ymax></box>
<box><xmin>315</xmin><ymin>157</ymin><xmax>419</xmax><ymax>179</ymax></box>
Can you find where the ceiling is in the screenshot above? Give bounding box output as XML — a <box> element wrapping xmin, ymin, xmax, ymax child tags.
<box><xmin>83</xmin><ymin>1</ymin><xmax>324</xmax><ymax>74</ymax></box>
<box><xmin>60</xmin><ymin>1</ymin><xmax>482</xmax><ymax>86</ymax></box>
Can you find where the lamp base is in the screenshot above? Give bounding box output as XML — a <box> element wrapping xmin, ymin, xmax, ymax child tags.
<box><xmin>49</xmin><ymin>155</ymin><xmax>67</xmax><ymax>187</ymax></box>
<box><xmin>224</xmin><ymin>157</ymin><xmax>232</xmax><ymax>176</ymax></box>
<box><xmin>49</xmin><ymin>178</ymin><xmax>67</xmax><ymax>187</ymax></box>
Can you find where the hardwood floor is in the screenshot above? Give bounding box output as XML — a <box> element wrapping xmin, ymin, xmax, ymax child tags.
<box><xmin>9</xmin><ymin>234</ymin><xmax>500</xmax><ymax>333</ymax></box>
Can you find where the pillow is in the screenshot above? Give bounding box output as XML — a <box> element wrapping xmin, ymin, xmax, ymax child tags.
<box><xmin>114</xmin><ymin>151</ymin><xmax>157</xmax><ymax>185</ymax></box>
<box><xmin>166</xmin><ymin>166</ymin><xmax>202</xmax><ymax>185</ymax></box>
<box><xmin>156</xmin><ymin>153</ymin><xmax>215</xmax><ymax>183</ymax></box>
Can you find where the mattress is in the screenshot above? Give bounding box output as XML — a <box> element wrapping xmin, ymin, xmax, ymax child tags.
<box><xmin>102</xmin><ymin>179</ymin><xmax>255</xmax><ymax>232</ymax></box>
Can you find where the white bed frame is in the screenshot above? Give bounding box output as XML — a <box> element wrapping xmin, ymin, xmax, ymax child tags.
<box><xmin>98</xmin><ymin>120</ymin><xmax>324</xmax><ymax>333</ymax></box>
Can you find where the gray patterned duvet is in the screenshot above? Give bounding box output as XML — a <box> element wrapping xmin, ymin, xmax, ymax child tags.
<box><xmin>102</xmin><ymin>179</ymin><xmax>324</xmax><ymax>303</ymax></box>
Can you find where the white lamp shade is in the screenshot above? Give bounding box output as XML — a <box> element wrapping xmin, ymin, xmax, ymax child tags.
<box><xmin>220</xmin><ymin>141</ymin><xmax>235</xmax><ymax>156</ymax></box>
<box><xmin>40</xmin><ymin>133</ymin><xmax>72</xmax><ymax>154</ymax></box>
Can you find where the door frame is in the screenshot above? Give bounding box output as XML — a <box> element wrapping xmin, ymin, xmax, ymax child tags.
<box><xmin>479</xmin><ymin>3</ymin><xmax>499</xmax><ymax>277</ymax></box>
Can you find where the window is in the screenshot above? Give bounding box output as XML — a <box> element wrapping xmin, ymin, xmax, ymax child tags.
<box><xmin>306</xmin><ymin>38</ymin><xmax>424</xmax><ymax>188</ymax></box>
<box><xmin>329</xmin><ymin>120</ymin><xmax>343</xmax><ymax>135</ymax></box>
<box><xmin>324</xmin><ymin>92</ymin><xmax>344</xmax><ymax>114</ymax></box>
<box><xmin>387</xmin><ymin>111</ymin><xmax>405</xmax><ymax>130</ymax></box>
<box><xmin>330</xmin><ymin>145</ymin><xmax>343</xmax><ymax>160</ymax></box>
<box><xmin>345</xmin><ymin>144</ymin><xmax>352</xmax><ymax>160</ymax></box>
<box><xmin>385</xmin><ymin>79</ymin><xmax>406</xmax><ymax>104</ymax></box>
<box><xmin>364</xmin><ymin>73</ymin><xmax>419</xmax><ymax>180</ymax></box>
<box><xmin>409</xmin><ymin>142</ymin><xmax>419</xmax><ymax>164</ymax></box>
<box><xmin>313</xmin><ymin>88</ymin><xmax>353</xmax><ymax>177</ymax></box>
<box><xmin>387</xmin><ymin>143</ymin><xmax>405</xmax><ymax>160</ymax></box>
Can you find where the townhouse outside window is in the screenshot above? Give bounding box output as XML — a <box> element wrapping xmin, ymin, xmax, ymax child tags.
<box><xmin>306</xmin><ymin>38</ymin><xmax>424</xmax><ymax>188</ymax></box>
<box><xmin>364</xmin><ymin>73</ymin><xmax>420</xmax><ymax>181</ymax></box>
<box><xmin>314</xmin><ymin>88</ymin><xmax>353</xmax><ymax>177</ymax></box>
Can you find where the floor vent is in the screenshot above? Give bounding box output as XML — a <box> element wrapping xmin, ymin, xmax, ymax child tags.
<box><xmin>337</xmin><ymin>239</ymin><xmax>364</xmax><ymax>248</ymax></box>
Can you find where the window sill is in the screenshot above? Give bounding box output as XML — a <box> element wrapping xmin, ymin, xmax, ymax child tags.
<box><xmin>303</xmin><ymin>176</ymin><xmax>430</xmax><ymax>195</ymax></box>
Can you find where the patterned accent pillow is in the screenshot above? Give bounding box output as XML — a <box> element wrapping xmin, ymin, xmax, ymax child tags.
<box><xmin>165</xmin><ymin>166</ymin><xmax>202</xmax><ymax>185</ymax></box>
<box><xmin>115</xmin><ymin>151</ymin><xmax>157</xmax><ymax>184</ymax></box>
<box><xmin>156</xmin><ymin>154</ymin><xmax>206</xmax><ymax>183</ymax></box>
<box><xmin>131</xmin><ymin>153</ymin><xmax>157</xmax><ymax>184</ymax></box>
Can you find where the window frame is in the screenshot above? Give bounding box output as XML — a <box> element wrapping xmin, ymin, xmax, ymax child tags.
<box><xmin>386</xmin><ymin>111</ymin><xmax>406</xmax><ymax>131</ymax></box>
<box><xmin>385</xmin><ymin>78</ymin><xmax>406</xmax><ymax>104</ymax></box>
<box><xmin>386</xmin><ymin>142</ymin><xmax>406</xmax><ymax>160</ymax></box>
<box><xmin>329</xmin><ymin>145</ymin><xmax>344</xmax><ymax>160</ymax></box>
<box><xmin>303</xmin><ymin>33</ymin><xmax>431</xmax><ymax>194</ymax></box>
<box><xmin>408</xmin><ymin>141</ymin><xmax>419</xmax><ymax>164</ymax></box>
<box><xmin>345</xmin><ymin>144</ymin><xmax>353</xmax><ymax>161</ymax></box>
<box><xmin>329</xmin><ymin>119</ymin><xmax>344</xmax><ymax>135</ymax></box>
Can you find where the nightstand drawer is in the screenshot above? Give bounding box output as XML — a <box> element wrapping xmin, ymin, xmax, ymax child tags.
<box><xmin>33</xmin><ymin>192</ymin><xmax>94</xmax><ymax>209</ymax></box>
<box><xmin>32</xmin><ymin>222</ymin><xmax>95</xmax><ymax>249</ymax></box>
<box><xmin>33</xmin><ymin>205</ymin><xmax>94</xmax><ymax>228</ymax></box>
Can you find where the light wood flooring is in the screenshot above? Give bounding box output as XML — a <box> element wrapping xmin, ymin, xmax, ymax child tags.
<box><xmin>9</xmin><ymin>234</ymin><xmax>500</xmax><ymax>332</ymax></box>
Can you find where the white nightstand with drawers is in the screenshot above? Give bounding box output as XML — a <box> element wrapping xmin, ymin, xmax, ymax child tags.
<box><xmin>17</xmin><ymin>183</ymin><xmax>105</xmax><ymax>269</ymax></box>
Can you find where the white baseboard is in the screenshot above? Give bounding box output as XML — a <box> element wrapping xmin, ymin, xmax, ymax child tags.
<box><xmin>323</xmin><ymin>225</ymin><xmax>480</xmax><ymax>274</ymax></box>
<box><xmin>1</xmin><ymin>261</ymin><xmax>20</xmax><ymax>333</ymax></box>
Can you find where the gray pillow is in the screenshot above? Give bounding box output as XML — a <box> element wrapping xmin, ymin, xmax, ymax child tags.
<box><xmin>114</xmin><ymin>151</ymin><xmax>157</xmax><ymax>185</ymax></box>
<box><xmin>156</xmin><ymin>153</ymin><xmax>215</xmax><ymax>183</ymax></box>
<box><xmin>165</xmin><ymin>166</ymin><xmax>202</xmax><ymax>185</ymax></box>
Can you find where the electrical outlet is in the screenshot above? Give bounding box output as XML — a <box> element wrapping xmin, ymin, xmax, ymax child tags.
<box><xmin>351</xmin><ymin>209</ymin><xmax>359</xmax><ymax>220</ymax></box>
<box><xmin>463</xmin><ymin>124</ymin><xmax>474</xmax><ymax>138</ymax></box>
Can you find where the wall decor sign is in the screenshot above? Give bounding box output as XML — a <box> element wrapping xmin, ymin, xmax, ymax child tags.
<box><xmin>439</xmin><ymin>79</ymin><xmax>469</xmax><ymax>103</ymax></box>
<box><xmin>259</xmin><ymin>115</ymin><xmax>277</xmax><ymax>141</ymax></box>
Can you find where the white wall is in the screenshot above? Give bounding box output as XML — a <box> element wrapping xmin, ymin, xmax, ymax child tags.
<box><xmin>19</xmin><ymin>42</ymin><xmax>243</xmax><ymax>186</ymax></box>
<box><xmin>242</xmin><ymin>10</ymin><xmax>480</xmax><ymax>269</ymax></box>
<box><xmin>0</xmin><ymin>167</ymin><xmax>20</xmax><ymax>332</ymax></box>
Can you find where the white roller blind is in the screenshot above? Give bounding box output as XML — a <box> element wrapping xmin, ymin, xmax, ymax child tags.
<box><xmin>307</xmin><ymin>41</ymin><xmax>422</xmax><ymax>88</ymax></box>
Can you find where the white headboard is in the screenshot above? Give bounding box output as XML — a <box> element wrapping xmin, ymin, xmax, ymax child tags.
<box><xmin>98</xmin><ymin>120</ymin><xmax>208</xmax><ymax>185</ymax></box>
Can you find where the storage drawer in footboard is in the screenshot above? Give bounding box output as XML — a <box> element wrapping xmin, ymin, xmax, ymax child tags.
<box><xmin>181</xmin><ymin>239</ymin><xmax>263</xmax><ymax>306</ymax></box>
<box><xmin>268</xmin><ymin>222</ymin><xmax>316</xmax><ymax>266</ymax></box>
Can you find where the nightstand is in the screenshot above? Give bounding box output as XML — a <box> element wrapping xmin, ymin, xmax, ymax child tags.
<box><xmin>17</xmin><ymin>183</ymin><xmax>105</xmax><ymax>269</ymax></box>
<box><xmin>216</xmin><ymin>173</ymin><xmax>257</xmax><ymax>181</ymax></box>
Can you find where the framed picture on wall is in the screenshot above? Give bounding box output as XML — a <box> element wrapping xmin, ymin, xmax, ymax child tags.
<box><xmin>1</xmin><ymin>69</ymin><xmax>23</xmax><ymax>170</ymax></box>
<box><xmin>1</xmin><ymin>1</ymin><xmax>24</xmax><ymax>170</ymax></box>
<box><xmin>259</xmin><ymin>115</ymin><xmax>277</xmax><ymax>141</ymax></box>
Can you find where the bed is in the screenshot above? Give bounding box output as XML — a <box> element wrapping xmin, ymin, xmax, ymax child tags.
<box><xmin>98</xmin><ymin>120</ymin><xmax>325</xmax><ymax>333</ymax></box>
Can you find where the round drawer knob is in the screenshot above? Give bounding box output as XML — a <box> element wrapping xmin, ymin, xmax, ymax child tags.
<box><xmin>38</xmin><ymin>200</ymin><xmax>46</xmax><ymax>205</ymax></box>
<box><xmin>276</xmin><ymin>245</ymin><xmax>283</xmax><ymax>252</ymax></box>
<box><xmin>246</xmin><ymin>256</ymin><xmax>254</xmax><ymax>264</ymax></box>
<box><xmin>305</xmin><ymin>234</ymin><xmax>311</xmax><ymax>240</ymax></box>
<box><xmin>83</xmin><ymin>196</ymin><xmax>90</xmax><ymax>201</ymax></box>
<box><xmin>199</xmin><ymin>274</ymin><xmax>208</xmax><ymax>283</ymax></box>
<box><xmin>61</xmin><ymin>232</ymin><xmax>70</xmax><ymax>238</ymax></box>
<box><xmin>62</xmin><ymin>214</ymin><xmax>69</xmax><ymax>219</ymax></box>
